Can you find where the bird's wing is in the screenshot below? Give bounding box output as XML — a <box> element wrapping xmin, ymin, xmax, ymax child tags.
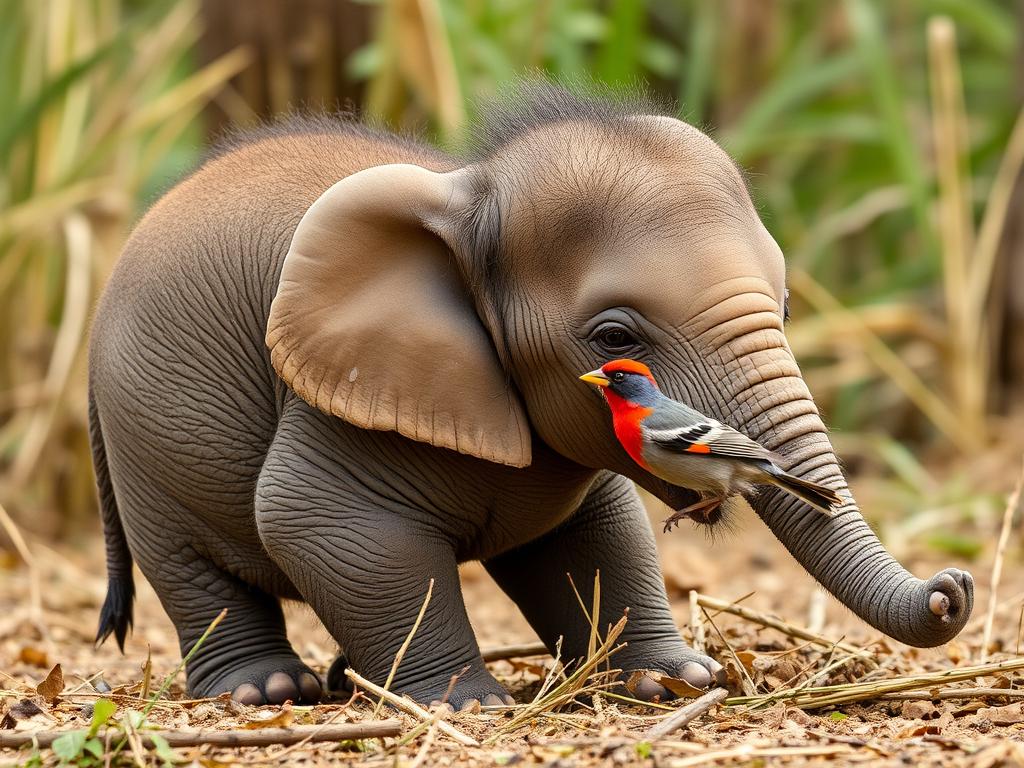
<box><xmin>645</xmin><ymin>417</ymin><xmax>772</xmax><ymax>461</ymax></box>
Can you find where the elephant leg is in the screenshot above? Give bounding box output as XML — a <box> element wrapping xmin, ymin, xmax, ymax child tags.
<box><xmin>130</xmin><ymin>540</ymin><xmax>320</xmax><ymax>705</ymax></box>
<box><xmin>255</xmin><ymin>408</ymin><xmax>512</xmax><ymax>709</ymax></box>
<box><xmin>485</xmin><ymin>471</ymin><xmax>724</xmax><ymax>700</ymax></box>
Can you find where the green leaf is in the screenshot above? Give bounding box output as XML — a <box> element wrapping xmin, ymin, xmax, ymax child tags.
<box><xmin>52</xmin><ymin>730</ymin><xmax>86</xmax><ymax>763</ymax></box>
<box><xmin>635</xmin><ymin>740</ymin><xmax>653</xmax><ymax>758</ymax></box>
<box><xmin>829</xmin><ymin>711</ymin><xmax>849</xmax><ymax>721</ymax></box>
<box><xmin>83</xmin><ymin>738</ymin><xmax>104</xmax><ymax>758</ymax></box>
<box><xmin>149</xmin><ymin>733</ymin><xmax>178</xmax><ymax>765</ymax></box>
<box><xmin>87</xmin><ymin>698</ymin><xmax>117</xmax><ymax>738</ymax></box>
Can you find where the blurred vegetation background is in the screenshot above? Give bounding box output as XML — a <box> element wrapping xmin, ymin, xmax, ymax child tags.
<box><xmin>1</xmin><ymin>0</ymin><xmax>1022</xmax><ymax>559</ymax></box>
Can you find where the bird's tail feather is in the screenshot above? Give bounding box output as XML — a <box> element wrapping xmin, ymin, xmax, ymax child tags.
<box><xmin>764</xmin><ymin>466</ymin><xmax>842</xmax><ymax>515</ymax></box>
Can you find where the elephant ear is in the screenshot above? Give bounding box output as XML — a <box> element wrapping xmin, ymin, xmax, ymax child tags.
<box><xmin>266</xmin><ymin>163</ymin><xmax>531</xmax><ymax>468</ymax></box>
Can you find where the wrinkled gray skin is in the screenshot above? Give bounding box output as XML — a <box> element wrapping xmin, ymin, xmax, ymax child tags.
<box><xmin>90</xmin><ymin>91</ymin><xmax>973</xmax><ymax>709</ymax></box>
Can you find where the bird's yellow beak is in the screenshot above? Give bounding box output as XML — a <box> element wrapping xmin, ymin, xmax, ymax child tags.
<box><xmin>579</xmin><ymin>369</ymin><xmax>610</xmax><ymax>388</ymax></box>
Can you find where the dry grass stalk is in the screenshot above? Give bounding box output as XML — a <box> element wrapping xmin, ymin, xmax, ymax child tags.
<box><xmin>642</xmin><ymin>687</ymin><xmax>728</xmax><ymax>741</ymax></box>
<box><xmin>981</xmin><ymin>456</ymin><xmax>1024</xmax><ymax>663</ymax></box>
<box><xmin>0</xmin><ymin>499</ymin><xmax>41</xmax><ymax>619</ymax></box>
<box><xmin>727</xmin><ymin>655</ymin><xmax>1024</xmax><ymax>710</ymax></box>
<box><xmin>928</xmin><ymin>16</ymin><xmax>982</xmax><ymax>435</ymax></box>
<box><xmin>485</xmin><ymin>612</ymin><xmax>629</xmax><ymax>743</ymax></box>
<box><xmin>344</xmin><ymin>668</ymin><xmax>478</xmax><ymax>747</ymax></box>
<box><xmin>694</xmin><ymin>593</ymin><xmax>874</xmax><ymax>663</ymax></box>
<box><xmin>689</xmin><ymin>590</ymin><xmax>705</xmax><ymax>654</ymax></box>
<box><xmin>881</xmin><ymin>687</ymin><xmax>1024</xmax><ymax>702</ymax></box>
<box><xmin>789</xmin><ymin>269</ymin><xmax>966</xmax><ymax>447</ymax></box>
<box><xmin>372</xmin><ymin>578</ymin><xmax>434</xmax><ymax>718</ymax></box>
<box><xmin>967</xmin><ymin>103</ymin><xmax>1024</xmax><ymax>361</ymax></box>
<box><xmin>701</xmin><ymin>607</ymin><xmax>756</xmax><ymax>696</ymax></box>
<box><xmin>0</xmin><ymin>722</ymin><xmax>402</xmax><ymax>750</ymax></box>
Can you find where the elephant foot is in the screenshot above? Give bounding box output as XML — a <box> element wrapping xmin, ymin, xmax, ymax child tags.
<box><xmin>326</xmin><ymin>654</ymin><xmax>514</xmax><ymax>710</ymax></box>
<box><xmin>191</xmin><ymin>656</ymin><xmax>322</xmax><ymax>705</ymax></box>
<box><xmin>615</xmin><ymin>639</ymin><xmax>725</xmax><ymax>701</ymax></box>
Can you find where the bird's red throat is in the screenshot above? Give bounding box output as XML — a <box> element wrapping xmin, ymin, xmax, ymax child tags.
<box><xmin>602</xmin><ymin>390</ymin><xmax>653</xmax><ymax>470</ymax></box>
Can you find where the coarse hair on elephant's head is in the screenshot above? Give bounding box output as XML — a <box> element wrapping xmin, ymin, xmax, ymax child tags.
<box><xmin>266</xmin><ymin>83</ymin><xmax>972</xmax><ymax>649</ymax></box>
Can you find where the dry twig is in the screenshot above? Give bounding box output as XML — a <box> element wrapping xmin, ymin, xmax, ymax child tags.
<box><xmin>0</xmin><ymin>722</ymin><xmax>401</xmax><ymax>750</ymax></box>
<box><xmin>981</xmin><ymin>457</ymin><xmax>1024</xmax><ymax>663</ymax></box>
<box><xmin>344</xmin><ymin>668</ymin><xmax>478</xmax><ymax>747</ymax></box>
<box><xmin>642</xmin><ymin>687</ymin><xmax>728</xmax><ymax>741</ymax></box>
<box><xmin>373</xmin><ymin>578</ymin><xmax>434</xmax><ymax>718</ymax></box>
<box><xmin>694</xmin><ymin>593</ymin><xmax>875</xmax><ymax>663</ymax></box>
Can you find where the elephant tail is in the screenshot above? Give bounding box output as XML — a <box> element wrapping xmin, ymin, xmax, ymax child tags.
<box><xmin>89</xmin><ymin>385</ymin><xmax>134</xmax><ymax>652</ymax></box>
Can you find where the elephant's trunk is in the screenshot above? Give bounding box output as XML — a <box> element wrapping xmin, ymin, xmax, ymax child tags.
<box><xmin>704</xmin><ymin>334</ymin><xmax>973</xmax><ymax>647</ymax></box>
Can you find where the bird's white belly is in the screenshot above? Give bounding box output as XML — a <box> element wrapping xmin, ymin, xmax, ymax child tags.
<box><xmin>641</xmin><ymin>445</ymin><xmax>747</xmax><ymax>495</ymax></box>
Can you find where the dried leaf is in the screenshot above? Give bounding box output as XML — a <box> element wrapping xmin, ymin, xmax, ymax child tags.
<box><xmin>36</xmin><ymin>663</ymin><xmax>63</xmax><ymax>703</ymax></box>
<box><xmin>623</xmin><ymin>670</ymin><xmax>704</xmax><ymax>699</ymax></box>
<box><xmin>898</xmin><ymin>723</ymin><xmax>941</xmax><ymax>738</ymax></box>
<box><xmin>17</xmin><ymin>646</ymin><xmax>48</xmax><ymax>668</ymax></box>
<box><xmin>508</xmin><ymin>658</ymin><xmax>547</xmax><ymax>676</ymax></box>
<box><xmin>243</xmin><ymin>701</ymin><xmax>294</xmax><ymax>729</ymax></box>
<box><xmin>736</xmin><ymin>650</ymin><xmax>758</xmax><ymax>674</ymax></box>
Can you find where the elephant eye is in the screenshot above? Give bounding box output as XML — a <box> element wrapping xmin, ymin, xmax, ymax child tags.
<box><xmin>591</xmin><ymin>324</ymin><xmax>640</xmax><ymax>354</ymax></box>
<box><xmin>784</xmin><ymin>288</ymin><xmax>791</xmax><ymax>322</ymax></box>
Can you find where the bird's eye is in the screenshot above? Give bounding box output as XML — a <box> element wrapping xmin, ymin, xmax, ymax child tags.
<box><xmin>591</xmin><ymin>323</ymin><xmax>640</xmax><ymax>354</ymax></box>
<box><xmin>612</xmin><ymin>372</ymin><xmax>625</xmax><ymax>382</ymax></box>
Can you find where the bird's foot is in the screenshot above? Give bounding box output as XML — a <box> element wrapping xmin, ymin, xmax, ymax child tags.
<box><xmin>662</xmin><ymin>495</ymin><xmax>726</xmax><ymax>533</ymax></box>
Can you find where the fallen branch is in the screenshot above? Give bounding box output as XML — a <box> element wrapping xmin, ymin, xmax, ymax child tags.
<box><xmin>694</xmin><ymin>593</ymin><xmax>875</xmax><ymax>663</ymax></box>
<box><xmin>0</xmin><ymin>721</ymin><xmax>401</xmax><ymax>750</ymax></box>
<box><xmin>481</xmin><ymin>641</ymin><xmax>548</xmax><ymax>663</ymax></box>
<box><xmin>642</xmin><ymin>687</ymin><xmax>728</xmax><ymax>741</ymax></box>
<box><xmin>344</xmin><ymin>668</ymin><xmax>478</xmax><ymax>747</ymax></box>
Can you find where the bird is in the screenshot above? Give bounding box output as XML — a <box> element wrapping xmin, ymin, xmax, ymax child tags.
<box><xmin>579</xmin><ymin>359</ymin><xmax>843</xmax><ymax>531</ymax></box>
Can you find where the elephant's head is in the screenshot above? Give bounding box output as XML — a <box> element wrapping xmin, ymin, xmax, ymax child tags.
<box><xmin>266</xmin><ymin>88</ymin><xmax>972</xmax><ymax>648</ymax></box>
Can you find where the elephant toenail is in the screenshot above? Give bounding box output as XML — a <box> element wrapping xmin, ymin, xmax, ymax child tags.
<box><xmin>702</xmin><ymin>658</ymin><xmax>726</xmax><ymax>686</ymax></box>
<box><xmin>633</xmin><ymin>675</ymin><xmax>668</xmax><ymax>702</ymax></box>
<box><xmin>503</xmin><ymin>694</ymin><xmax>515</xmax><ymax>706</ymax></box>
<box><xmin>264</xmin><ymin>672</ymin><xmax>300</xmax><ymax>704</ymax></box>
<box><xmin>482</xmin><ymin>694</ymin><xmax>505</xmax><ymax>707</ymax></box>
<box><xmin>680</xmin><ymin>662</ymin><xmax>712</xmax><ymax>689</ymax></box>
<box><xmin>298</xmin><ymin>672</ymin><xmax>322</xmax><ymax>702</ymax></box>
<box><xmin>231</xmin><ymin>683</ymin><xmax>263</xmax><ymax>705</ymax></box>
<box><xmin>459</xmin><ymin>699</ymin><xmax>481</xmax><ymax>713</ymax></box>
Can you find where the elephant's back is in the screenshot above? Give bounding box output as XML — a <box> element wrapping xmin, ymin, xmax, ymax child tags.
<box><xmin>88</xmin><ymin>122</ymin><xmax>455</xmax><ymax>556</ymax></box>
<box><xmin>103</xmin><ymin>121</ymin><xmax>454</xmax><ymax>329</ymax></box>
<box><xmin>93</xmin><ymin>120</ymin><xmax>455</xmax><ymax>383</ymax></box>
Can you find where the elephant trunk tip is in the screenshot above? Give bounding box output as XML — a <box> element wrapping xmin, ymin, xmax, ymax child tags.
<box><xmin>912</xmin><ymin>567</ymin><xmax>974</xmax><ymax>645</ymax></box>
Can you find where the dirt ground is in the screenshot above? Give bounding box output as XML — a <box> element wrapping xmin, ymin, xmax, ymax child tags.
<box><xmin>2</xmin><ymin>491</ymin><xmax>1023</xmax><ymax>767</ymax></box>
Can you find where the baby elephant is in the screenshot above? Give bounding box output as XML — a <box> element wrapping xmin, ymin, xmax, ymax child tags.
<box><xmin>90</xmin><ymin>86</ymin><xmax>973</xmax><ymax>708</ymax></box>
